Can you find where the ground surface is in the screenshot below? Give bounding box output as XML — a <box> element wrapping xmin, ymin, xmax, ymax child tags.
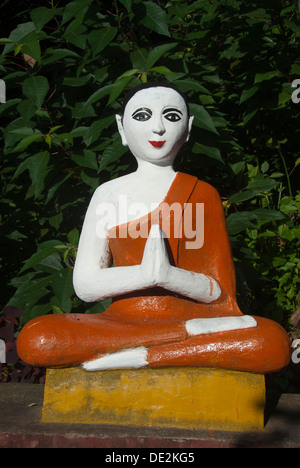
<box><xmin>0</xmin><ymin>383</ymin><xmax>299</xmax><ymax>448</ymax></box>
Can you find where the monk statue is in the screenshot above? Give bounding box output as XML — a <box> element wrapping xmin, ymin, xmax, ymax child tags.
<box><xmin>17</xmin><ymin>82</ymin><xmax>290</xmax><ymax>373</ymax></box>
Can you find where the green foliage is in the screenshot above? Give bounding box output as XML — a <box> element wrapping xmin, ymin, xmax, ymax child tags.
<box><xmin>0</xmin><ymin>0</ymin><xmax>299</xmax><ymax>343</ymax></box>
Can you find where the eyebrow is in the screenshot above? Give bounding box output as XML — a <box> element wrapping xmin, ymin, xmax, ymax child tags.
<box><xmin>132</xmin><ymin>107</ymin><xmax>152</xmax><ymax>117</ymax></box>
<box><xmin>163</xmin><ymin>108</ymin><xmax>183</xmax><ymax>115</ymax></box>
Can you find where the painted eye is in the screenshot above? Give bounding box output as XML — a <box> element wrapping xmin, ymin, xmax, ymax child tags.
<box><xmin>133</xmin><ymin>112</ymin><xmax>151</xmax><ymax>121</ymax></box>
<box><xmin>132</xmin><ymin>108</ymin><xmax>152</xmax><ymax>121</ymax></box>
<box><xmin>164</xmin><ymin>112</ymin><xmax>181</xmax><ymax>122</ymax></box>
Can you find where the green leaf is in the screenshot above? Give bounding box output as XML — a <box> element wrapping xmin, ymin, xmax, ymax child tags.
<box><xmin>87</xmin><ymin>298</ymin><xmax>112</xmax><ymax>314</ymax></box>
<box><xmin>239</xmin><ymin>85</ymin><xmax>260</xmax><ymax>104</ymax></box>
<box><xmin>247</xmin><ymin>176</ymin><xmax>278</xmax><ymax>192</ymax></box>
<box><xmin>10</xmin><ymin>127</ymin><xmax>38</xmax><ymax>137</ymax></box>
<box><xmin>20</xmin><ymin>246</ymin><xmax>59</xmax><ymax>273</ymax></box>
<box><xmin>189</xmin><ymin>104</ymin><xmax>219</xmax><ymax>135</ymax></box>
<box><xmin>99</xmin><ymin>133</ymin><xmax>128</xmax><ymax>171</ymax></box>
<box><xmin>46</xmin><ymin>174</ymin><xmax>71</xmax><ymax>204</ymax></box>
<box><xmin>119</xmin><ymin>0</ymin><xmax>132</xmax><ymax>12</ymax></box>
<box><xmin>62</xmin><ymin>0</ymin><xmax>93</xmax><ymax>25</ymax></box>
<box><xmin>52</xmin><ymin>268</ymin><xmax>74</xmax><ymax>313</ymax></box>
<box><xmin>149</xmin><ymin>66</ymin><xmax>173</xmax><ymax>75</ymax></box>
<box><xmin>140</xmin><ymin>2</ymin><xmax>170</xmax><ymax>37</ymax></box>
<box><xmin>72</xmin><ymin>101</ymin><xmax>96</xmax><ymax>119</ymax></box>
<box><xmin>192</xmin><ymin>142</ymin><xmax>224</xmax><ymax>163</ymax></box>
<box><xmin>254</xmin><ymin>71</ymin><xmax>279</xmax><ymax>84</ymax></box>
<box><xmin>12</xmin><ymin>133</ymin><xmax>43</xmax><ymax>152</ymax></box>
<box><xmin>174</xmin><ymin>79</ymin><xmax>211</xmax><ymax>95</ymax></box>
<box><xmin>14</xmin><ymin>44</ymin><xmax>23</xmax><ymax>56</ymax></box>
<box><xmin>20</xmin><ymin>303</ymin><xmax>52</xmax><ymax>325</ymax></box>
<box><xmin>279</xmin><ymin>196</ymin><xmax>298</xmax><ymax>215</ymax></box>
<box><xmin>63</xmin><ymin>20</ymin><xmax>87</xmax><ymax>49</ymax></box>
<box><xmin>6</xmin><ymin>230</ymin><xmax>28</xmax><ymax>241</ymax></box>
<box><xmin>71</xmin><ymin>150</ymin><xmax>98</xmax><ymax>170</ymax></box>
<box><xmin>3</xmin><ymin>22</ymin><xmax>35</xmax><ymax>54</ymax></box>
<box><xmin>0</xmin><ymin>39</ymin><xmax>16</xmax><ymax>45</ymax></box>
<box><xmin>228</xmin><ymin>190</ymin><xmax>257</xmax><ymax>204</ymax></box>
<box><xmin>22</xmin><ymin>41</ymin><xmax>41</xmax><ymax>63</ymax></box>
<box><xmin>52</xmin><ymin>305</ymin><xmax>64</xmax><ymax>314</ymax></box>
<box><xmin>119</xmin><ymin>69</ymin><xmax>140</xmax><ymax>78</ymax></box>
<box><xmin>291</xmin><ymin>64</ymin><xmax>300</xmax><ymax>75</ymax></box>
<box><xmin>14</xmin><ymin>151</ymin><xmax>51</xmax><ymax>199</ymax></box>
<box><xmin>88</xmin><ymin>27</ymin><xmax>118</xmax><ymax>56</ymax></box>
<box><xmin>49</xmin><ymin>212</ymin><xmax>63</xmax><ymax>230</ymax></box>
<box><xmin>261</xmin><ymin>161</ymin><xmax>269</xmax><ymax>173</ymax></box>
<box><xmin>229</xmin><ymin>176</ymin><xmax>279</xmax><ymax>204</ymax></box>
<box><xmin>230</xmin><ymin>161</ymin><xmax>245</xmax><ymax>175</ymax></box>
<box><xmin>80</xmin><ymin>169</ymin><xmax>99</xmax><ymax>190</ymax></box>
<box><xmin>145</xmin><ymin>43</ymin><xmax>178</xmax><ymax>69</ymax></box>
<box><xmin>284</xmin><ymin>19</ymin><xmax>300</xmax><ymax>33</ymax></box>
<box><xmin>226</xmin><ymin>206</ymin><xmax>286</xmax><ymax>236</ymax></box>
<box><xmin>9</xmin><ymin>275</ymin><xmax>56</xmax><ymax>319</ymax></box>
<box><xmin>84</xmin><ymin>84</ymin><xmax>112</xmax><ymax>107</ymax></box>
<box><xmin>22</xmin><ymin>75</ymin><xmax>49</xmax><ymax>109</ymax></box>
<box><xmin>17</xmin><ymin>99</ymin><xmax>36</xmax><ymax>121</ymax></box>
<box><xmin>67</xmin><ymin>228</ymin><xmax>79</xmax><ymax>245</ymax></box>
<box><xmin>36</xmin><ymin>253</ymin><xmax>63</xmax><ymax>274</ymax></box>
<box><xmin>108</xmin><ymin>76</ymin><xmax>135</xmax><ymax>105</ymax></box>
<box><xmin>243</xmin><ymin>106</ymin><xmax>259</xmax><ymax>124</ymax></box>
<box><xmin>43</xmin><ymin>48</ymin><xmax>80</xmax><ymax>64</ymax></box>
<box><xmin>220</xmin><ymin>41</ymin><xmax>245</xmax><ymax>60</ymax></box>
<box><xmin>130</xmin><ymin>48</ymin><xmax>148</xmax><ymax>70</ymax></box>
<box><xmin>251</xmin><ymin>208</ymin><xmax>286</xmax><ymax>221</ymax></box>
<box><xmin>226</xmin><ymin>212</ymin><xmax>257</xmax><ymax>235</ymax></box>
<box><xmin>63</xmin><ymin>75</ymin><xmax>91</xmax><ymax>87</ymax></box>
<box><xmin>83</xmin><ymin>115</ymin><xmax>115</xmax><ymax>147</ymax></box>
<box><xmin>30</xmin><ymin>7</ymin><xmax>57</xmax><ymax>32</ymax></box>
<box><xmin>0</xmin><ymin>99</ymin><xmax>21</xmax><ymax>117</ymax></box>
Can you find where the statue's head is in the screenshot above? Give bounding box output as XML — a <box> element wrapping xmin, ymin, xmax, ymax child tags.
<box><xmin>116</xmin><ymin>82</ymin><xmax>194</xmax><ymax>166</ymax></box>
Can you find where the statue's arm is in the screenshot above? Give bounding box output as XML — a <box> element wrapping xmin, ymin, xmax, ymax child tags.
<box><xmin>73</xmin><ymin>188</ymin><xmax>148</xmax><ymax>303</ymax></box>
<box><xmin>162</xmin><ymin>266</ymin><xmax>221</xmax><ymax>303</ymax></box>
<box><xmin>143</xmin><ymin>225</ymin><xmax>221</xmax><ymax>303</ymax></box>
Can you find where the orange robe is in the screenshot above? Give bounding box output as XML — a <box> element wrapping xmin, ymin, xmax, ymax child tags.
<box><xmin>17</xmin><ymin>173</ymin><xmax>290</xmax><ymax>372</ymax></box>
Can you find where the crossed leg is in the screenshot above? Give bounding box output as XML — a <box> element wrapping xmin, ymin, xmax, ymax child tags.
<box><xmin>16</xmin><ymin>313</ymin><xmax>186</xmax><ymax>368</ymax></box>
<box><xmin>17</xmin><ymin>313</ymin><xmax>290</xmax><ymax>374</ymax></box>
<box><xmin>148</xmin><ymin>317</ymin><xmax>291</xmax><ymax>374</ymax></box>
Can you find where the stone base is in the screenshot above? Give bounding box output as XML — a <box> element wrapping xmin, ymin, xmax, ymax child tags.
<box><xmin>42</xmin><ymin>367</ymin><xmax>265</xmax><ymax>432</ymax></box>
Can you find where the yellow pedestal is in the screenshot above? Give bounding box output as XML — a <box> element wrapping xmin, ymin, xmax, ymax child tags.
<box><xmin>42</xmin><ymin>367</ymin><xmax>265</xmax><ymax>432</ymax></box>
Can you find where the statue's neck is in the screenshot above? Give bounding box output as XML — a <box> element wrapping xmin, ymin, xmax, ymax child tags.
<box><xmin>135</xmin><ymin>159</ymin><xmax>175</xmax><ymax>180</ymax></box>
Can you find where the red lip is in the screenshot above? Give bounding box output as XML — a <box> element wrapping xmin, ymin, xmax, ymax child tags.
<box><xmin>149</xmin><ymin>140</ymin><xmax>166</xmax><ymax>148</ymax></box>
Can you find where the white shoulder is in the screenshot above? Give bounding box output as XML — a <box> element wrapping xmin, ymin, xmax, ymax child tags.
<box><xmin>90</xmin><ymin>174</ymin><xmax>132</xmax><ymax>204</ymax></box>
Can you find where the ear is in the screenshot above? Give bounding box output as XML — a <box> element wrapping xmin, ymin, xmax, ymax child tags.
<box><xmin>185</xmin><ymin>115</ymin><xmax>194</xmax><ymax>142</ymax></box>
<box><xmin>115</xmin><ymin>114</ymin><xmax>128</xmax><ymax>146</ymax></box>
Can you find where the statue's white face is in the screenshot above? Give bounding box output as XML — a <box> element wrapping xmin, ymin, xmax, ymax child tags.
<box><xmin>116</xmin><ymin>86</ymin><xmax>193</xmax><ymax>166</ymax></box>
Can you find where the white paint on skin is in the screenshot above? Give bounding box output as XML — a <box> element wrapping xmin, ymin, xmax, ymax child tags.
<box><xmin>185</xmin><ymin>315</ymin><xmax>257</xmax><ymax>336</ymax></box>
<box><xmin>82</xmin><ymin>346</ymin><xmax>149</xmax><ymax>371</ymax></box>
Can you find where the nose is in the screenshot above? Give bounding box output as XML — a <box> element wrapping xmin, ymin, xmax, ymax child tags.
<box><xmin>152</xmin><ymin>115</ymin><xmax>166</xmax><ymax>136</ymax></box>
